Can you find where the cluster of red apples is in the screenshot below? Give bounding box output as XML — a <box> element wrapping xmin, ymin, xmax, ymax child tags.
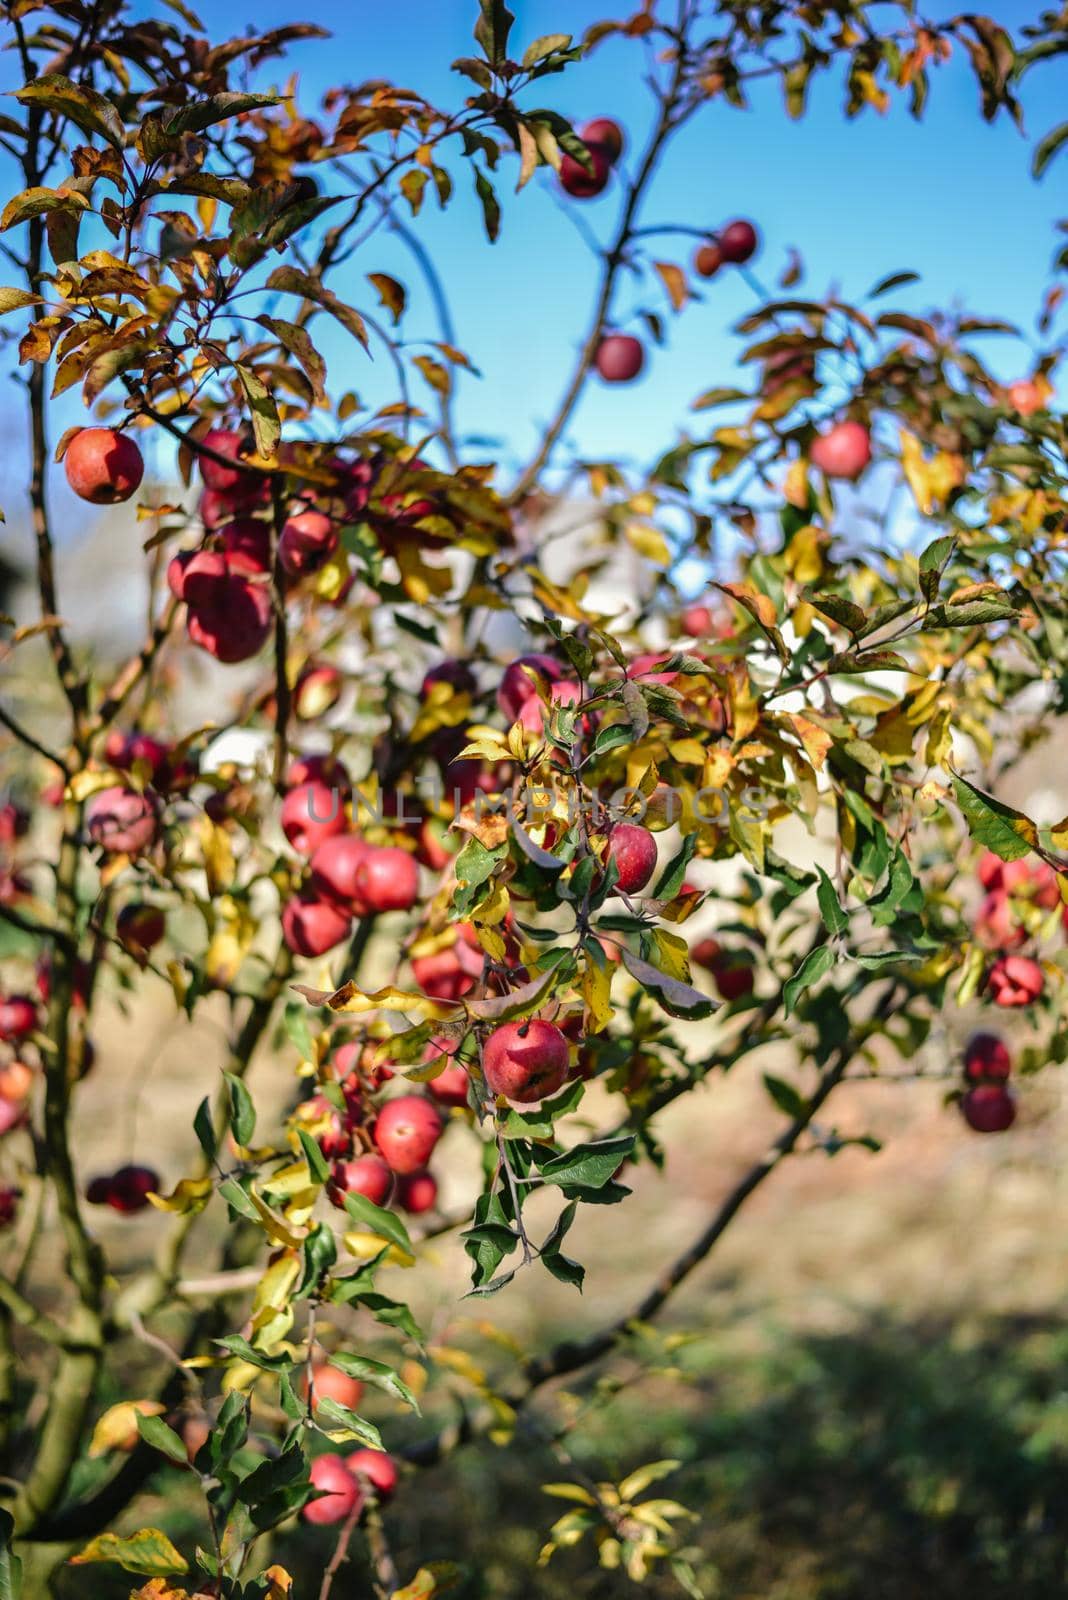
<box><xmin>957</xmin><ymin>848</ymin><xmax>1065</xmax><ymax>1132</ymax></box>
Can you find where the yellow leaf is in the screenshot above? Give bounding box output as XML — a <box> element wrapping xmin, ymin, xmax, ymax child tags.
<box><xmin>89</xmin><ymin>1401</ymin><xmax>165</xmax><ymax>1458</ymax></box>
<box><xmin>344</xmin><ymin>1229</ymin><xmax>414</xmax><ymax>1268</ymax></box>
<box><xmin>667</xmin><ymin>738</ymin><xmax>707</xmax><ymax>766</ymax></box>
<box><xmin>252</xmin><ymin>1248</ymin><xmax>302</xmax><ymax>1316</ymax></box>
<box><xmin>625</xmin><ymin>521</ymin><xmax>672</xmax><ymax>567</ymax></box>
<box><xmin>294</xmin><ymin>979</ymin><xmax>461</xmax><ymax>1023</ymax></box>
<box><xmin>924</xmin><ymin>703</ymin><xmax>952</xmax><ymax>767</ymax></box>
<box><xmin>263</xmin><ymin>1568</ymin><xmax>295</xmax><ymax>1600</ymax></box>
<box><xmin>71</xmin><ymin>1527</ymin><xmax>188</xmax><ymax>1577</ymax></box>
<box><xmin>652</xmin><ymin>259</ymin><xmax>689</xmax><ymax>311</ymax></box>
<box><xmin>583</xmin><ymin>951</ymin><xmax>614</xmax><ymax>1034</ymax></box>
<box><xmin>783</xmin><ymin>524</ymin><xmax>826</xmax><ymax>584</ymax></box>
<box><xmin>787</xmin><ymin>713</ymin><xmax>833</xmax><ymax>770</ymax></box>
<box><xmin>899</xmin><ymin>429</ymin><xmax>964</xmax><ymax>514</ymax></box>
<box><xmin>146</xmin><ymin>1176</ymin><xmax>213</xmax><ymax>1216</ymax></box>
<box><xmin>647</xmin><ymin>928</ymin><xmax>690</xmax><ymax>981</ymax></box>
<box><xmin>247</xmin><ymin>1187</ymin><xmax>306</xmax><ymax>1248</ymax></box>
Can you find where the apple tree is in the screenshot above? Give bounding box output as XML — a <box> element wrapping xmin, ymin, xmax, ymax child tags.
<box><xmin>0</xmin><ymin>0</ymin><xmax>1066</xmax><ymax>1595</ymax></box>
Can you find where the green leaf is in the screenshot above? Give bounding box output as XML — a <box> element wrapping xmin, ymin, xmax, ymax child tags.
<box><xmin>313</xmin><ymin>1396</ymin><xmax>384</xmax><ymax>1448</ymax></box>
<box><xmin>265</xmin><ymin>265</ymin><xmax>369</xmax><ymax>350</ymax></box>
<box><xmin>214</xmin><ymin>1336</ymin><xmax>293</xmax><ymax>1372</ymax></box>
<box><xmin>763</xmin><ymin>1073</ymin><xmax>807</xmax><ymax>1118</ymax></box>
<box><xmin>192</xmin><ymin>1095</ymin><xmax>216</xmax><ymax>1161</ymax></box>
<box><xmin>15</xmin><ymin>74</ymin><xmax>125</xmax><ymax>149</ymax></box>
<box><xmin>474</xmin><ymin>168</ymin><xmax>501</xmax><ymax>242</ymax></box>
<box><xmin>1033</xmin><ymin>119</ymin><xmax>1068</xmax><ymax>178</ymax></box>
<box><xmin>620</xmin><ymin>950</ymin><xmax>716</xmax><ymax>1019</ymax></box>
<box><xmin>523</xmin><ymin>33</ymin><xmax>572</xmax><ymax>66</ymax></box>
<box><xmin>536</xmin><ymin>1135</ymin><xmax>633</xmax><ymax>1190</ymax></box>
<box><xmin>328</xmin><ymin>1352</ymin><xmax>421</xmax><ymax>1413</ymax></box>
<box><xmin>949</xmin><ymin>771</ymin><xmax>1037</xmax><ymax>861</ymax></box>
<box><xmin>218</xmin><ymin>1176</ymin><xmax>259</xmax><ymax>1222</ymax></box>
<box><xmin>70</xmin><ymin>1528</ymin><xmax>189</xmax><ymax>1577</ymax></box>
<box><xmin>930</xmin><ymin>599</ymin><xmax>1017</xmax><ymax>627</ymax></box>
<box><xmin>0</xmin><ymin>186</ymin><xmax>88</xmax><ymax>233</ymax></box>
<box><xmin>354</xmin><ymin>1290</ymin><xmax>423</xmax><ymax>1342</ymax></box>
<box><xmin>474</xmin><ymin>0</ymin><xmax>515</xmax><ymax>64</ymax></box>
<box><xmin>297</xmin><ymin>1127</ymin><xmax>330</xmax><ymax>1185</ymax></box>
<box><xmin>235</xmin><ymin>364</ymin><xmax>280</xmax><ymax>460</ymax></box>
<box><xmin>342</xmin><ymin>1189</ymin><xmax>414</xmax><ymax>1256</ymax></box>
<box><xmin>295</xmin><ymin>1221</ymin><xmax>337</xmax><ymax>1298</ymax></box>
<box><xmin>223</xmin><ymin>1071</ymin><xmax>256</xmax><ymax>1147</ymax></box>
<box><xmin>868</xmin><ymin>270</ymin><xmax>920</xmax><ymax>297</ymax></box>
<box><xmin>783</xmin><ymin>944</ymin><xmax>835</xmax><ymax>1015</ymax></box>
<box><xmin>0</xmin><ymin>1509</ymin><xmax>22</xmax><ymax>1600</ymax></box>
<box><xmin>653</xmin><ymin>832</ymin><xmax>699</xmax><ymax>901</ymax></box>
<box><xmin>165</xmin><ymin>92</ymin><xmax>279</xmax><ymax>136</ymax></box>
<box><xmin>815</xmin><ymin>866</ymin><xmax>848</xmax><ymax>937</ymax></box>
<box><xmin>852</xmin><ymin>949</ymin><xmax>924</xmax><ymax>969</ymax></box>
<box><xmin>136</xmin><ymin>1411</ymin><xmax>191</xmax><ymax>1467</ymax></box>
<box><xmin>256</xmin><ymin>315</ymin><xmax>327</xmax><ymax>403</ymax></box>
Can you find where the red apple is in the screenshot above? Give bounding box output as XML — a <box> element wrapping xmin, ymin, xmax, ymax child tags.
<box><xmin>303</xmin><ymin>1092</ymin><xmax>353</xmax><ymax>1159</ymax></box>
<box><xmin>516</xmin><ymin>679</ymin><xmax>582</xmax><ymax>734</ymax></box>
<box><xmin>303</xmin><ymin>1362</ymin><xmax>365</xmax><ymax>1413</ymax></box>
<box><xmin>559</xmin><ymin>143</ymin><xmax>611</xmax><ymax>198</ymax></box>
<box><xmin>116</xmin><ymin>903</ymin><xmax>165</xmax><ymax>958</ymax></box>
<box><xmin>303</xmin><ymin>1454</ymin><xmax>360</xmax><ymax>1525</ymax></box>
<box><xmin>354</xmin><ymin>847</ymin><xmax>419</xmax><ymax>913</ymax></box>
<box><xmin>219</xmin><ymin>518</ymin><xmax>271</xmax><ymax>576</ymax></box>
<box><xmin>596</xmin><ymin>334</ymin><xmax>644</xmax><ymax>384</ymax></box>
<box><xmin>694</xmin><ymin>241</ymin><xmax>722</xmax><ymax>278</ymax></box>
<box><xmin>497</xmin><ymin>654</ymin><xmax>563</xmax><ymax>723</ymax></box>
<box><xmin>607</xmin><ymin>823</ymin><xmax>658</xmax><ymax>894</ymax></box>
<box><xmin>106</xmin><ymin>1164</ymin><xmax>159</xmax><ymax>1213</ymax></box>
<box><xmin>373</xmin><ymin>1095</ymin><xmax>444</xmax><ymax>1175</ymax></box>
<box><xmin>482</xmin><ymin>1018</ymin><xmax>570</xmax><ymax>1104</ymax></box>
<box><xmin>681</xmin><ymin>604</ymin><xmax>713</xmax><ymax>635</ymax></box>
<box><xmin>810</xmin><ymin>420</ymin><xmax>872</xmax><ymax>480</ymax></box>
<box><xmin>1007</xmin><ymin>378</ymin><xmax>1044</xmax><ymax>416</ymax></box>
<box><xmin>396</xmin><ymin>1169</ymin><xmax>438</xmax><ymax>1214</ymax></box>
<box><xmin>411</xmin><ymin>946</ymin><xmax>474</xmax><ymax>1002</ymax></box>
<box><xmin>86</xmin><ymin>786</ymin><xmax>159</xmax><ymax>856</ymax></box>
<box><xmin>294</xmin><ymin>664</ymin><xmax>342</xmax><ymax>721</ymax></box>
<box><xmin>0</xmin><ymin>994</ymin><xmax>38</xmax><ymax>1043</ymax></box>
<box><xmin>963</xmin><ymin>1032</ymin><xmax>1011</xmax><ymax>1082</ymax></box>
<box><xmin>426</xmin><ymin>1048</ymin><xmax>471</xmax><ymax>1109</ymax></box>
<box><xmin>186</xmin><ymin>573</ymin><xmax>272</xmax><ymax>664</ymax></box>
<box><xmin>287</xmin><ymin>751</ymin><xmax>351</xmax><ymax>794</ymax></box>
<box><xmin>281</xmin><ymin>781</ymin><xmax>346</xmax><ymax>855</ymax></box>
<box><xmin>278</xmin><ymin>508</ymin><xmax>338</xmax><ymax>577</ymax></box>
<box><xmin>580</xmin><ymin>116</ymin><xmax>624</xmax><ymax>162</ymax></box>
<box><xmin>422</xmin><ymin>660</ymin><xmax>477</xmax><ymax>698</ymax></box>
<box><xmin>329</xmin><ymin>1153</ymin><xmax>393</xmax><ymax>1208</ymax></box>
<box><xmin>0</xmin><ymin>802</ymin><xmax>28</xmax><ymax>843</ymax></box>
<box><xmin>961</xmin><ymin>1084</ymin><xmax>1016</xmax><ymax>1133</ymax></box>
<box><xmin>974</xmin><ymin>891</ymin><xmax>1024</xmax><ymax>951</ymax></box>
<box><xmin>0</xmin><ymin>1061</ymin><xmax>34</xmax><ymax>1102</ymax></box>
<box><xmin>282</xmin><ymin>892</ymin><xmax>352</xmax><ymax>957</ymax></box>
<box><xmin>311</xmin><ymin>834</ymin><xmax>371</xmax><ymax>910</ymax></box>
<box><xmin>346</xmin><ymin>1447</ymin><xmax>399</xmax><ymax>1503</ymax></box>
<box><xmin>987</xmin><ymin>955</ymin><xmax>1043</xmax><ymax>1007</ymax></box>
<box><xmin>200</xmin><ymin>477</ymin><xmax>270</xmax><ymax>527</ymax></box>
<box><xmin>717</xmin><ymin>219</ymin><xmax>758</xmax><ymax>264</ymax></box>
<box><xmin>199</xmin><ymin>427</ymin><xmax>260</xmax><ymax>494</ymax></box>
<box><xmin>64</xmin><ymin>427</ymin><xmax>144</xmax><ymax>504</ymax></box>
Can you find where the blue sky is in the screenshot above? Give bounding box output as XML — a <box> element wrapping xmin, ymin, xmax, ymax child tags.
<box><xmin>1</xmin><ymin>0</ymin><xmax>1064</xmax><ymax>524</ymax></box>
<box><xmin>185</xmin><ymin>0</ymin><xmax>1066</xmax><ymax>484</ymax></box>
